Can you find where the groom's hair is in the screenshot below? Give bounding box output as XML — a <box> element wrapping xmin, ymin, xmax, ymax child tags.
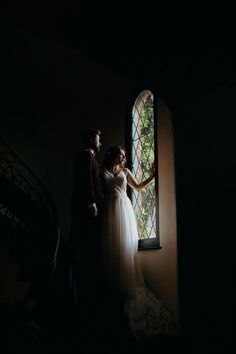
<box><xmin>81</xmin><ymin>129</ymin><xmax>101</xmax><ymax>146</ymax></box>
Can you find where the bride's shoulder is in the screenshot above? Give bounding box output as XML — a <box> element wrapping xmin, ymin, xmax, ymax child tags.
<box><xmin>122</xmin><ymin>167</ymin><xmax>130</xmax><ymax>176</ymax></box>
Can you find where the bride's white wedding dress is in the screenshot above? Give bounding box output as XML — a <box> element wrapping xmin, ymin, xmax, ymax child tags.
<box><xmin>101</xmin><ymin>168</ymin><xmax>177</xmax><ymax>341</ymax></box>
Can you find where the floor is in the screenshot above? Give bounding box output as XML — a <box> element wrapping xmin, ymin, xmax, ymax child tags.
<box><xmin>1</xmin><ymin>291</ymin><xmax>180</xmax><ymax>354</ymax></box>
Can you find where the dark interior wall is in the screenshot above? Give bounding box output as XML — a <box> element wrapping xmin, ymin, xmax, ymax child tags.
<box><xmin>2</xmin><ymin>24</ymin><xmax>135</xmax><ymax>239</ymax></box>
<box><xmin>2</xmin><ymin>20</ymin><xmax>235</xmax><ymax>352</ymax></box>
<box><xmin>173</xmin><ymin>82</ymin><xmax>235</xmax><ymax>353</ymax></box>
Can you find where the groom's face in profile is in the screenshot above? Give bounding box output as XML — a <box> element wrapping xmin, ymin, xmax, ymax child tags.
<box><xmin>92</xmin><ymin>134</ymin><xmax>101</xmax><ymax>154</ymax></box>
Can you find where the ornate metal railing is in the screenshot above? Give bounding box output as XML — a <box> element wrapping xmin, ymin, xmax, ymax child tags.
<box><xmin>0</xmin><ymin>138</ymin><xmax>60</xmax><ymax>287</ymax></box>
<box><xmin>0</xmin><ymin>139</ymin><xmax>58</xmax><ymax>229</ymax></box>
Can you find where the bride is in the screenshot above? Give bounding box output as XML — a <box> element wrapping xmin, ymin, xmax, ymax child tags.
<box><xmin>100</xmin><ymin>146</ymin><xmax>177</xmax><ymax>341</ymax></box>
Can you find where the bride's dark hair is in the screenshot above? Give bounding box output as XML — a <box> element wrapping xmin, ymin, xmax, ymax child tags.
<box><xmin>102</xmin><ymin>146</ymin><xmax>125</xmax><ymax>168</ymax></box>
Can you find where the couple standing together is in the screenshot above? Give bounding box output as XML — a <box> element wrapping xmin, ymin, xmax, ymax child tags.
<box><xmin>68</xmin><ymin>128</ymin><xmax>177</xmax><ymax>341</ymax></box>
<box><xmin>69</xmin><ymin>128</ymin><xmax>154</xmax><ymax>301</ymax></box>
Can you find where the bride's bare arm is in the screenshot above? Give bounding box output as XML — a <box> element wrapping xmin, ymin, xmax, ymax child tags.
<box><xmin>124</xmin><ymin>164</ymin><xmax>155</xmax><ymax>192</ymax></box>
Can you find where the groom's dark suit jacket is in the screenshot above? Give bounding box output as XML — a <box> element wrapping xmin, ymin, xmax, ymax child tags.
<box><xmin>69</xmin><ymin>149</ymin><xmax>103</xmax><ymax>259</ymax></box>
<box><xmin>71</xmin><ymin>149</ymin><xmax>103</xmax><ymax>214</ymax></box>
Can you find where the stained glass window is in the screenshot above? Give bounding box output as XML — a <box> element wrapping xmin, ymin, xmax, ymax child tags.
<box><xmin>131</xmin><ymin>90</ymin><xmax>158</xmax><ymax>242</ymax></box>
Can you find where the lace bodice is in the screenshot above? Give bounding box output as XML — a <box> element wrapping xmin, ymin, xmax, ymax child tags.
<box><xmin>103</xmin><ymin>168</ymin><xmax>127</xmax><ymax>196</ymax></box>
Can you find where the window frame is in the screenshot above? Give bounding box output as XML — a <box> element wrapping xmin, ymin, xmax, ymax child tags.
<box><xmin>125</xmin><ymin>88</ymin><xmax>161</xmax><ymax>251</ymax></box>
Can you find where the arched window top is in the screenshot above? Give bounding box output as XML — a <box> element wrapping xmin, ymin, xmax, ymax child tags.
<box><xmin>132</xmin><ymin>90</ymin><xmax>153</xmax><ymax>119</ymax></box>
<box><xmin>132</xmin><ymin>90</ymin><xmax>154</xmax><ymax>144</ymax></box>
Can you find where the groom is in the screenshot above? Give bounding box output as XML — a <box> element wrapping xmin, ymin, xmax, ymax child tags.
<box><xmin>68</xmin><ymin>128</ymin><xmax>103</xmax><ymax>316</ymax></box>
